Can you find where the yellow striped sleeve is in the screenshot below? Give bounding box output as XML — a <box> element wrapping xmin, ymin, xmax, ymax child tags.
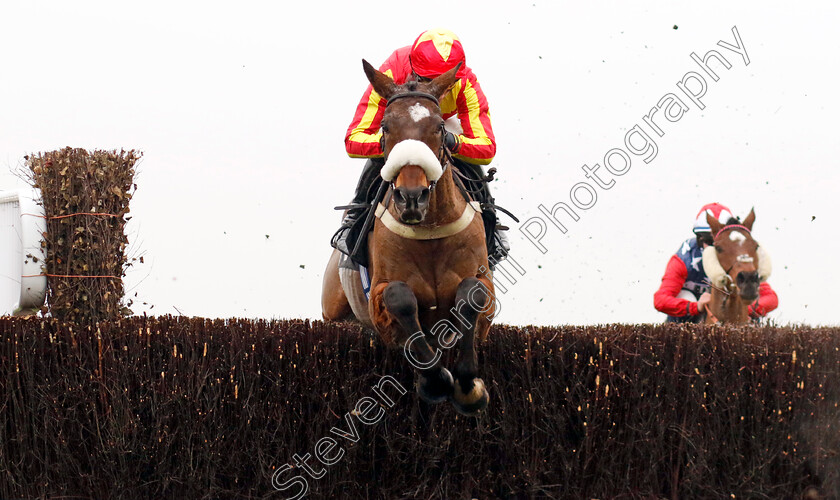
<box><xmin>459</xmin><ymin>80</ymin><xmax>492</xmax><ymax>148</ymax></box>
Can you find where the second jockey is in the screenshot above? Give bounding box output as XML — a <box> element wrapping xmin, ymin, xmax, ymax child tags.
<box><xmin>654</xmin><ymin>203</ymin><xmax>779</xmax><ymax>323</ymax></box>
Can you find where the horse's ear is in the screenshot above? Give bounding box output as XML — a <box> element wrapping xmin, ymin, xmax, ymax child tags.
<box><xmin>742</xmin><ymin>207</ymin><xmax>756</xmax><ymax>231</ymax></box>
<box><xmin>706</xmin><ymin>211</ymin><xmax>724</xmax><ymax>236</ymax></box>
<box><xmin>426</xmin><ymin>62</ymin><xmax>462</xmax><ymax>100</ymax></box>
<box><xmin>363</xmin><ymin>59</ymin><xmax>398</xmax><ymax>100</ymax></box>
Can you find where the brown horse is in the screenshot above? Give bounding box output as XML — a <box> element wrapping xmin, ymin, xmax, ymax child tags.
<box><xmin>322</xmin><ymin>60</ymin><xmax>495</xmax><ymax>416</ymax></box>
<box><xmin>701</xmin><ymin>208</ymin><xmax>772</xmax><ymax>324</ymax></box>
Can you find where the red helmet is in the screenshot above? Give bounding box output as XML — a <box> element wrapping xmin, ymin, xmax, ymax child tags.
<box><xmin>410</xmin><ymin>29</ymin><xmax>466</xmax><ymax>79</ymax></box>
<box><xmin>693</xmin><ymin>203</ymin><xmax>734</xmax><ymax>233</ymax></box>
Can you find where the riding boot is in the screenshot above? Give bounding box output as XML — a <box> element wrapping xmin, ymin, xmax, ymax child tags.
<box><xmin>491</xmin><ymin>226</ymin><xmax>511</xmax><ymax>263</ymax></box>
<box><xmin>486</xmin><ymin>207</ymin><xmax>510</xmax><ymax>268</ymax></box>
<box><xmin>330</xmin><ymin>158</ymin><xmax>384</xmax><ymax>260</ymax></box>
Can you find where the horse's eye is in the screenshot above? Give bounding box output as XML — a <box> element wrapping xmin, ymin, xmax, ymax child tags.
<box><xmin>381</xmin><ymin>123</ymin><xmax>389</xmax><ymax>133</ymax></box>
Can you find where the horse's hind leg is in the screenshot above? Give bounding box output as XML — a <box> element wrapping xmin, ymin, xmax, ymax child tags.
<box><xmin>450</xmin><ymin>277</ymin><xmax>491</xmax><ymax>416</ymax></box>
<box><xmin>379</xmin><ymin>281</ymin><xmax>453</xmax><ymax>404</ymax></box>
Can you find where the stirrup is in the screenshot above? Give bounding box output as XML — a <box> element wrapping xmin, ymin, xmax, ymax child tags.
<box><xmin>330</xmin><ymin>225</ymin><xmax>352</xmax><ymax>255</ymax></box>
<box><xmin>489</xmin><ymin>246</ymin><xmax>509</xmax><ymax>264</ymax></box>
<box><xmin>330</xmin><ymin>204</ymin><xmax>368</xmax><ymax>257</ymax></box>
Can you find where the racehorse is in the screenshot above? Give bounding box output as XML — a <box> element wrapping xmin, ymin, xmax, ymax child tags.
<box><xmin>322</xmin><ymin>60</ymin><xmax>495</xmax><ymax>416</ymax></box>
<box><xmin>701</xmin><ymin>209</ymin><xmax>772</xmax><ymax>324</ymax></box>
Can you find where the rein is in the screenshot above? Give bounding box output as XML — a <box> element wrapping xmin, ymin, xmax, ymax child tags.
<box><xmin>704</xmin><ymin>278</ymin><xmax>732</xmax><ymax>297</ymax></box>
<box><xmin>346</xmin><ymin>91</ymin><xmax>446</xmax><ymax>261</ymax></box>
<box><xmin>702</xmin><ymin>277</ymin><xmax>730</xmax><ymax>325</ymax></box>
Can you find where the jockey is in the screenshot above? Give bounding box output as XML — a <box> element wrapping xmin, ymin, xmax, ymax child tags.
<box><xmin>331</xmin><ymin>28</ymin><xmax>508</xmax><ymax>267</ymax></box>
<box><xmin>654</xmin><ymin>203</ymin><xmax>779</xmax><ymax>323</ymax></box>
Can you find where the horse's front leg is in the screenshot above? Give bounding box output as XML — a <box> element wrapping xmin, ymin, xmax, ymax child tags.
<box><xmin>449</xmin><ymin>276</ymin><xmax>492</xmax><ymax>416</ymax></box>
<box><xmin>370</xmin><ymin>281</ymin><xmax>454</xmax><ymax>404</ymax></box>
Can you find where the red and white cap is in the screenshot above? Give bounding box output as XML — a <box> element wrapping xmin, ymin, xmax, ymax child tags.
<box><xmin>693</xmin><ymin>203</ymin><xmax>734</xmax><ymax>233</ymax></box>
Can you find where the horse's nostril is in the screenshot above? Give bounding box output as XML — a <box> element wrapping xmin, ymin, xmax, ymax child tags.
<box><xmin>737</xmin><ymin>271</ymin><xmax>759</xmax><ymax>285</ymax></box>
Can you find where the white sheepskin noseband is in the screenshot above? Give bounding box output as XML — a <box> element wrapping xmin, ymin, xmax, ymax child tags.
<box><xmin>380</xmin><ymin>139</ymin><xmax>443</xmax><ymax>183</ymax></box>
<box><xmin>703</xmin><ymin>243</ymin><xmax>772</xmax><ymax>285</ymax></box>
<box><xmin>702</xmin><ymin>245</ymin><xmax>727</xmax><ymax>287</ymax></box>
<box><xmin>757</xmin><ymin>246</ymin><xmax>772</xmax><ymax>281</ymax></box>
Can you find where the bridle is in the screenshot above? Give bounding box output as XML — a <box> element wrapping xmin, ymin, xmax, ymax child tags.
<box><xmin>383</xmin><ymin>90</ymin><xmax>451</xmax><ymax>194</ymax></box>
<box><xmin>714</xmin><ymin>224</ymin><xmax>751</xmax><ymax>240</ymax></box>
<box><xmin>381</xmin><ymin>90</ymin><xmax>516</xmax><ymax>222</ymax></box>
<box><xmin>705</xmin><ymin>224</ymin><xmax>757</xmax><ymax>298</ymax></box>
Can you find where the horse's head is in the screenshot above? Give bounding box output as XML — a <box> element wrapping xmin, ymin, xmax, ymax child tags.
<box><xmin>362</xmin><ymin>59</ymin><xmax>460</xmax><ymax>224</ymax></box>
<box><xmin>702</xmin><ymin>208</ymin><xmax>772</xmax><ymax>303</ymax></box>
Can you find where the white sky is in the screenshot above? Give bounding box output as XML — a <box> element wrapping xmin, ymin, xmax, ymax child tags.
<box><xmin>1</xmin><ymin>1</ymin><xmax>838</xmax><ymax>326</ymax></box>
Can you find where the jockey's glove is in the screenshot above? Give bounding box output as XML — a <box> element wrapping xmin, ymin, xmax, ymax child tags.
<box><xmin>444</xmin><ymin>131</ymin><xmax>461</xmax><ymax>153</ymax></box>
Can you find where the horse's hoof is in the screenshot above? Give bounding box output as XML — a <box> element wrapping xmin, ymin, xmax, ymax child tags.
<box><xmin>451</xmin><ymin>377</ymin><xmax>489</xmax><ymax>417</ymax></box>
<box><xmin>417</xmin><ymin>367</ymin><xmax>454</xmax><ymax>404</ymax></box>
